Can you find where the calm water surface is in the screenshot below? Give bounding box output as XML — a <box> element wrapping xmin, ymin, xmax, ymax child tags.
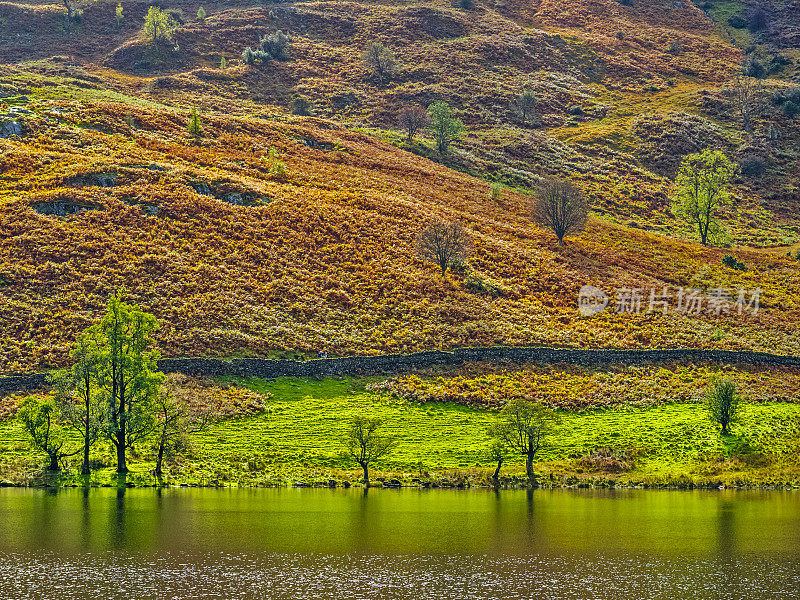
<box><xmin>0</xmin><ymin>487</ymin><xmax>797</xmax><ymax>599</ymax></box>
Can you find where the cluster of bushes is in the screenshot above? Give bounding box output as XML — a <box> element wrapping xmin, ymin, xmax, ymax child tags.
<box><xmin>773</xmin><ymin>87</ymin><xmax>800</xmax><ymax>118</ymax></box>
<box><xmin>728</xmin><ymin>5</ymin><xmax>768</xmax><ymax>33</ymax></box>
<box><xmin>722</xmin><ymin>254</ymin><xmax>746</xmax><ymax>271</ymax></box>
<box><xmin>742</xmin><ymin>54</ymin><xmax>792</xmax><ymax>80</ymax></box>
<box><xmin>243</xmin><ymin>31</ymin><xmax>291</xmax><ymax>64</ymax></box>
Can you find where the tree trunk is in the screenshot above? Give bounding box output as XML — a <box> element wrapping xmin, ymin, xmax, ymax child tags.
<box><xmin>155</xmin><ymin>437</ymin><xmax>165</xmax><ymax>476</ymax></box>
<box><xmin>48</xmin><ymin>453</ymin><xmax>60</xmax><ymax>471</ymax></box>
<box><xmin>82</xmin><ymin>440</ymin><xmax>90</xmax><ymax>475</ymax></box>
<box><xmin>361</xmin><ymin>462</ymin><xmax>370</xmax><ymax>488</ymax></box>
<box><xmin>525</xmin><ymin>454</ymin><xmax>535</xmax><ymax>486</ymax></box>
<box><xmin>493</xmin><ymin>458</ymin><xmax>502</xmax><ymax>481</ymax></box>
<box><xmin>115</xmin><ymin>440</ymin><xmax>127</xmax><ymax>473</ymax></box>
<box><xmin>82</xmin><ymin>412</ymin><xmax>91</xmax><ymax>475</ymax></box>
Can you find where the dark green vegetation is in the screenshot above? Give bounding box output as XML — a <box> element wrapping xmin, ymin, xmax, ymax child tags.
<box><xmin>2</xmin><ymin>375</ymin><xmax>798</xmax><ymax>489</ymax></box>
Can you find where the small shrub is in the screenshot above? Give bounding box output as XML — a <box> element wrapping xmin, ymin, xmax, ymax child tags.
<box><xmin>264</xmin><ymin>147</ymin><xmax>287</xmax><ymax>179</ymax></box>
<box><xmin>568</xmin><ymin>105</ymin><xmax>583</xmax><ymax>116</ymax></box>
<box><xmin>197</xmin><ymin>7</ymin><xmax>206</xmax><ymax>21</ymax></box>
<box><xmin>291</xmin><ymin>96</ymin><xmax>312</xmax><ymax>116</ymax></box>
<box><xmin>738</xmin><ymin>155</ymin><xmax>765</xmax><ymax>178</ymax></box>
<box><xmin>767</xmin><ymin>123</ymin><xmax>781</xmax><ymax>140</ymax></box>
<box><xmin>242</xmin><ymin>47</ymin><xmax>270</xmax><ymax>65</ymax></box>
<box><xmin>489</xmin><ymin>182</ymin><xmax>503</xmax><ymax>201</ymax></box>
<box><xmin>727</xmin><ymin>14</ymin><xmax>746</xmax><ymax>29</ymax></box>
<box><xmin>721</xmin><ymin>254</ymin><xmax>746</xmax><ymax>271</ymax></box>
<box><xmin>745</xmin><ymin>58</ymin><xmax>766</xmax><ymax>79</ymax></box>
<box><xmin>115</xmin><ymin>3</ymin><xmax>124</xmax><ymax>28</ymax></box>
<box><xmin>668</xmin><ymin>39</ymin><xmax>684</xmax><ymax>54</ymax></box>
<box><xmin>220</xmin><ymin>56</ymin><xmax>226</xmax><ymax>69</ymax></box>
<box><xmin>768</xmin><ymin>53</ymin><xmax>791</xmax><ymax>74</ymax></box>
<box><xmin>187</xmin><ymin>107</ymin><xmax>202</xmax><ymax>142</ymax></box>
<box><xmin>464</xmin><ymin>273</ymin><xmax>504</xmax><ymax>298</ymax></box>
<box><xmin>260</xmin><ymin>30</ymin><xmax>291</xmax><ymax>61</ymax></box>
<box><xmin>783</xmin><ymin>101</ymin><xmax>800</xmax><ymax>118</ymax></box>
<box><xmin>458</xmin><ymin>0</ymin><xmax>474</xmax><ymax>9</ymax></box>
<box><xmin>577</xmin><ymin>447</ymin><xmax>637</xmax><ymax>473</ymax></box>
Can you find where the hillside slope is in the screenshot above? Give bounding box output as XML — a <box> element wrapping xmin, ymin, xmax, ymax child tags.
<box><xmin>0</xmin><ymin>0</ymin><xmax>798</xmax><ymax>372</ymax></box>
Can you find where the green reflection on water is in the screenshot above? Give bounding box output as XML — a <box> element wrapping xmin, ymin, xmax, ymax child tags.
<box><xmin>0</xmin><ymin>488</ymin><xmax>798</xmax><ymax>558</ymax></box>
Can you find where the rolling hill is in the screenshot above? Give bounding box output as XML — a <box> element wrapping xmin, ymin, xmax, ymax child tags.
<box><xmin>0</xmin><ymin>0</ymin><xmax>798</xmax><ymax>373</ymax></box>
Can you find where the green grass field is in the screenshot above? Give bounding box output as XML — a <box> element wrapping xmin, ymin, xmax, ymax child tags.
<box><xmin>1</xmin><ymin>376</ymin><xmax>799</xmax><ymax>489</ymax></box>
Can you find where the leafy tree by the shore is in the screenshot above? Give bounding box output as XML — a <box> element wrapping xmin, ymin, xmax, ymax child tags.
<box><xmin>489</xmin><ymin>399</ymin><xmax>559</xmax><ymax>485</ymax></box>
<box><xmin>487</xmin><ymin>440</ymin><xmax>507</xmax><ymax>483</ymax></box>
<box><xmin>152</xmin><ymin>377</ymin><xmax>218</xmax><ymax>477</ymax></box>
<box><xmin>706</xmin><ymin>378</ymin><xmax>741</xmax><ymax>435</ymax></box>
<box><xmin>17</xmin><ymin>396</ymin><xmax>79</xmax><ymax>471</ymax></box>
<box><xmin>90</xmin><ymin>295</ymin><xmax>163</xmax><ymax>473</ymax></box>
<box><xmin>344</xmin><ymin>414</ymin><xmax>395</xmax><ymax>488</ymax></box>
<box><xmin>49</xmin><ymin>334</ymin><xmax>103</xmax><ymax>475</ymax></box>
<box><xmin>672</xmin><ymin>150</ymin><xmax>737</xmax><ymax>246</ymax></box>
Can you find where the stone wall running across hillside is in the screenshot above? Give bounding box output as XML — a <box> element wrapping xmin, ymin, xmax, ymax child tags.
<box><xmin>2</xmin><ymin>347</ymin><xmax>799</xmax><ymax>393</ymax></box>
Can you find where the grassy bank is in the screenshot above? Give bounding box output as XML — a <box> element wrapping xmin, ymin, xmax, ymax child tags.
<box><xmin>1</xmin><ymin>376</ymin><xmax>799</xmax><ymax>489</ymax></box>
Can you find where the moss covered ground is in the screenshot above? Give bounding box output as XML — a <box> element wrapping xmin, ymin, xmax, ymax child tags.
<box><xmin>1</xmin><ymin>376</ymin><xmax>798</xmax><ymax>490</ymax></box>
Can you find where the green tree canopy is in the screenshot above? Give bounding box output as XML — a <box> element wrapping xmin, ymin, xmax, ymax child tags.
<box><xmin>17</xmin><ymin>396</ymin><xmax>79</xmax><ymax>471</ymax></box>
<box><xmin>344</xmin><ymin>414</ymin><xmax>396</xmax><ymax>488</ymax></box>
<box><xmin>706</xmin><ymin>378</ymin><xmax>741</xmax><ymax>435</ymax></box>
<box><xmin>144</xmin><ymin>6</ymin><xmax>177</xmax><ymax>44</ymax></box>
<box><xmin>89</xmin><ymin>294</ymin><xmax>163</xmax><ymax>473</ymax></box>
<box><xmin>672</xmin><ymin>149</ymin><xmax>737</xmax><ymax>246</ymax></box>
<box><xmin>428</xmin><ymin>101</ymin><xmax>465</xmax><ymax>154</ymax></box>
<box><xmin>49</xmin><ymin>332</ymin><xmax>103</xmax><ymax>475</ymax></box>
<box><xmin>489</xmin><ymin>398</ymin><xmax>559</xmax><ymax>485</ymax></box>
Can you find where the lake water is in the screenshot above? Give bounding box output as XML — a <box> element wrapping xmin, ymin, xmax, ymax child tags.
<box><xmin>0</xmin><ymin>487</ymin><xmax>797</xmax><ymax>599</ymax></box>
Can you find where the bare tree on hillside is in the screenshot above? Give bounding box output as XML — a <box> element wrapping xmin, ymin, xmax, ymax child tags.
<box><xmin>732</xmin><ymin>71</ymin><xmax>766</xmax><ymax>135</ymax></box>
<box><xmin>416</xmin><ymin>219</ymin><xmax>473</xmax><ymax>276</ymax></box>
<box><xmin>511</xmin><ymin>90</ymin><xmax>539</xmax><ymax>127</ymax></box>
<box><xmin>530</xmin><ymin>178</ymin><xmax>589</xmax><ymax>245</ymax></box>
<box><xmin>398</xmin><ymin>105</ymin><xmax>430</xmax><ymax>144</ymax></box>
